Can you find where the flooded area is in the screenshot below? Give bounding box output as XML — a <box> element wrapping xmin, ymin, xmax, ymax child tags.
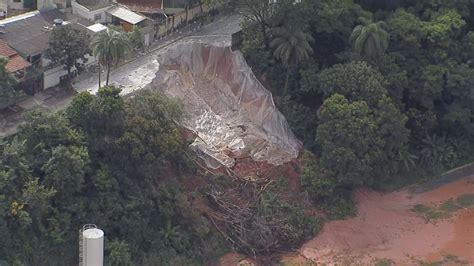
<box><xmin>282</xmin><ymin>176</ymin><xmax>474</xmax><ymax>265</ymax></box>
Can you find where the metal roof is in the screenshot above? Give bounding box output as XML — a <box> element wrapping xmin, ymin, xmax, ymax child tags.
<box><xmin>87</xmin><ymin>23</ymin><xmax>107</xmax><ymax>33</ymax></box>
<box><xmin>107</xmin><ymin>6</ymin><xmax>146</xmax><ymax>24</ymax></box>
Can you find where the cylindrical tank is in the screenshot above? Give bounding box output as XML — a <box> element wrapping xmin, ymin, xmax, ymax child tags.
<box><xmin>82</xmin><ymin>228</ymin><xmax>104</xmax><ymax>266</ymax></box>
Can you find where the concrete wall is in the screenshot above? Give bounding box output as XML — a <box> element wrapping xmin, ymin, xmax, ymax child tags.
<box><xmin>43</xmin><ymin>64</ymin><xmax>68</xmax><ymax>89</ymax></box>
<box><xmin>37</xmin><ymin>0</ymin><xmax>56</xmax><ymax>10</ymax></box>
<box><xmin>156</xmin><ymin>5</ymin><xmax>207</xmax><ymax>37</ymax></box>
<box><xmin>0</xmin><ymin>0</ymin><xmax>7</xmax><ymax>17</ymax></box>
<box><xmin>72</xmin><ymin>0</ymin><xmax>110</xmax><ymax>23</ymax></box>
<box><xmin>8</xmin><ymin>0</ymin><xmax>24</xmax><ymax>10</ymax></box>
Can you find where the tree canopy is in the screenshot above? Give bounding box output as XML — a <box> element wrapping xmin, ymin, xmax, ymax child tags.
<box><xmin>45</xmin><ymin>25</ymin><xmax>91</xmax><ymax>85</ymax></box>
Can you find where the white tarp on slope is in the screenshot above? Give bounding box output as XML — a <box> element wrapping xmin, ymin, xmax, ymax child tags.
<box><xmin>151</xmin><ymin>40</ymin><xmax>301</xmax><ymax>169</ymax></box>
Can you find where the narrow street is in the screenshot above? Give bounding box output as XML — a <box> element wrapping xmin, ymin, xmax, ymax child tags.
<box><xmin>0</xmin><ymin>14</ymin><xmax>242</xmax><ymax>137</ymax></box>
<box><xmin>74</xmin><ymin>14</ymin><xmax>242</xmax><ymax>95</ymax></box>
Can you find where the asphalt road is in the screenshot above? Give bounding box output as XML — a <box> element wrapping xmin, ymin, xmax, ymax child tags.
<box><xmin>74</xmin><ymin>14</ymin><xmax>242</xmax><ymax>95</ymax></box>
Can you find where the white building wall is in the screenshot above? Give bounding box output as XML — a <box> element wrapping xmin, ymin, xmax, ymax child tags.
<box><xmin>8</xmin><ymin>0</ymin><xmax>24</xmax><ymax>10</ymax></box>
<box><xmin>0</xmin><ymin>0</ymin><xmax>7</xmax><ymax>15</ymax></box>
<box><xmin>43</xmin><ymin>65</ymin><xmax>68</xmax><ymax>89</ymax></box>
<box><xmin>37</xmin><ymin>0</ymin><xmax>55</xmax><ymax>10</ymax></box>
<box><xmin>71</xmin><ymin>0</ymin><xmax>110</xmax><ymax>23</ymax></box>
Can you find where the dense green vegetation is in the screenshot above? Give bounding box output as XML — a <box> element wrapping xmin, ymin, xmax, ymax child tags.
<box><xmin>0</xmin><ymin>88</ymin><xmax>228</xmax><ymax>265</ymax></box>
<box><xmin>238</xmin><ymin>0</ymin><xmax>473</xmax><ymax>217</ymax></box>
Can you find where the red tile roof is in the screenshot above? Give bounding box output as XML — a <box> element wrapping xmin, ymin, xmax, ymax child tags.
<box><xmin>0</xmin><ymin>39</ymin><xmax>18</xmax><ymax>57</ymax></box>
<box><xmin>6</xmin><ymin>55</ymin><xmax>31</xmax><ymax>73</ymax></box>
<box><xmin>0</xmin><ymin>40</ymin><xmax>31</xmax><ymax>72</ymax></box>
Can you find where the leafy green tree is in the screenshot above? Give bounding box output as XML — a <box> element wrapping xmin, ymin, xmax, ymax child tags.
<box><xmin>91</xmin><ymin>28</ymin><xmax>131</xmax><ymax>87</ymax></box>
<box><xmin>317</xmin><ymin>62</ymin><xmax>409</xmax><ymax>176</ymax></box>
<box><xmin>240</xmin><ymin>20</ymin><xmax>272</xmax><ymax>75</ymax></box>
<box><xmin>316</xmin><ymin>94</ymin><xmax>383</xmax><ymax>186</ymax></box>
<box><xmin>421</xmin><ymin>9</ymin><xmax>465</xmax><ymax>46</ymax></box>
<box><xmin>443</xmin><ymin>63</ymin><xmax>474</xmax><ymax>135</ymax></box>
<box><xmin>349</xmin><ymin>17</ymin><xmax>389</xmax><ymax>59</ymax></box>
<box><xmin>18</xmin><ymin>112</ymin><xmax>85</xmax><ymax>171</ymax></box>
<box><xmin>129</xmin><ymin>25</ymin><xmax>144</xmax><ymax>52</ymax></box>
<box><xmin>231</xmin><ymin>0</ymin><xmax>275</xmax><ymax>48</ymax></box>
<box><xmin>42</xmin><ymin>145</ymin><xmax>89</xmax><ymax>203</ymax></box>
<box><xmin>420</xmin><ymin>134</ymin><xmax>458</xmax><ymax>173</ymax></box>
<box><xmin>300</xmin><ymin>150</ymin><xmax>336</xmax><ymax>198</ymax></box>
<box><xmin>65</xmin><ymin>91</ymin><xmax>94</xmax><ymax>129</ymax></box>
<box><xmin>45</xmin><ymin>25</ymin><xmax>91</xmax><ymax>86</ymax></box>
<box><xmin>0</xmin><ymin>57</ymin><xmax>23</xmax><ymax>109</ymax></box>
<box><xmin>107</xmin><ymin>240</ymin><xmax>133</xmax><ymax>266</ymax></box>
<box><xmin>317</xmin><ymin>61</ymin><xmax>387</xmax><ymax>104</ymax></box>
<box><xmin>114</xmin><ymin>90</ymin><xmax>184</xmax><ymax>177</ymax></box>
<box><xmin>271</xmin><ymin>25</ymin><xmax>314</xmax><ymax>94</ymax></box>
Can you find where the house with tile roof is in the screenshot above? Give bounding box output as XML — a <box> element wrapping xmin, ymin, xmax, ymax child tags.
<box><xmin>0</xmin><ymin>39</ymin><xmax>31</xmax><ymax>80</ymax></box>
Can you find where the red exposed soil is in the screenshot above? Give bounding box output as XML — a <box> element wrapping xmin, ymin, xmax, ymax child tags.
<box><xmin>281</xmin><ymin>176</ymin><xmax>474</xmax><ymax>265</ymax></box>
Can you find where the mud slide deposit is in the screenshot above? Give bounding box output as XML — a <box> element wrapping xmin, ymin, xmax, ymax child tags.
<box><xmin>151</xmin><ymin>40</ymin><xmax>300</xmax><ymax>169</ymax></box>
<box><xmin>282</xmin><ymin>176</ymin><xmax>474</xmax><ymax>265</ymax></box>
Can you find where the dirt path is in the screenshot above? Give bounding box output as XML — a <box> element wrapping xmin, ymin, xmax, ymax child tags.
<box><xmin>282</xmin><ymin>176</ymin><xmax>474</xmax><ymax>265</ymax></box>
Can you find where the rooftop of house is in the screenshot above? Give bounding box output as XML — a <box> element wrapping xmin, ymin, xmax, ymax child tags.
<box><xmin>108</xmin><ymin>5</ymin><xmax>147</xmax><ymax>25</ymax></box>
<box><xmin>76</xmin><ymin>0</ymin><xmax>113</xmax><ymax>11</ymax></box>
<box><xmin>0</xmin><ymin>40</ymin><xmax>31</xmax><ymax>72</ymax></box>
<box><xmin>0</xmin><ymin>8</ymin><xmax>92</xmax><ymax>57</ymax></box>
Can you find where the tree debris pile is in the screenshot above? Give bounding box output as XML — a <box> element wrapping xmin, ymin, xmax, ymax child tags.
<box><xmin>204</xmin><ymin>177</ymin><xmax>322</xmax><ymax>257</ymax></box>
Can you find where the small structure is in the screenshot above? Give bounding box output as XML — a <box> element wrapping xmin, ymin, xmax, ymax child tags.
<box><xmin>79</xmin><ymin>224</ymin><xmax>104</xmax><ymax>266</ymax></box>
<box><xmin>86</xmin><ymin>22</ymin><xmax>106</xmax><ymax>33</ymax></box>
<box><xmin>106</xmin><ymin>5</ymin><xmax>148</xmax><ymax>32</ymax></box>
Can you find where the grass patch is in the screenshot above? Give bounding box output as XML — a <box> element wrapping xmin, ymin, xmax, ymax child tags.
<box><xmin>412</xmin><ymin>204</ymin><xmax>446</xmax><ymax>221</ymax></box>
<box><xmin>456</xmin><ymin>193</ymin><xmax>474</xmax><ymax>207</ymax></box>
<box><xmin>418</xmin><ymin>254</ymin><xmax>469</xmax><ymax>265</ymax></box>
<box><xmin>413</xmin><ymin>193</ymin><xmax>474</xmax><ymax>221</ymax></box>
<box><xmin>375</xmin><ymin>258</ymin><xmax>393</xmax><ymax>266</ymax></box>
<box><xmin>439</xmin><ymin>199</ymin><xmax>462</xmax><ymax>212</ymax></box>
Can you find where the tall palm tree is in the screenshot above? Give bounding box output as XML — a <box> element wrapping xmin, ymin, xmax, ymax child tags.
<box><xmin>271</xmin><ymin>25</ymin><xmax>314</xmax><ymax>95</ymax></box>
<box><xmin>91</xmin><ymin>27</ymin><xmax>131</xmax><ymax>88</ymax></box>
<box><xmin>349</xmin><ymin>17</ymin><xmax>389</xmax><ymax>60</ymax></box>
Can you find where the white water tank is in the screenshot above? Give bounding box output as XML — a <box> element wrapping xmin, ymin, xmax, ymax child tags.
<box><xmin>82</xmin><ymin>227</ymin><xmax>104</xmax><ymax>266</ymax></box>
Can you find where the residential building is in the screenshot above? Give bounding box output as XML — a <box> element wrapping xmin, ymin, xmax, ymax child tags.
<box><xmin>117</xmin><ymin>0</ymin><xmax>204</xmax><ymax>38</ymax></box>
<box><xmin>72</xmin><ymin>0</ymin><xmax>154</xmax><ymax>45</ymax></box>
<box><xmin>0</xmin><ymin>8</ymin><xmax>92</xmax><ymax>91</ymax></box>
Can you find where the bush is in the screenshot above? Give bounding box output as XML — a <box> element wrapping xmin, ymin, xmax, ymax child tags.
<box><xmin>301</xmin><ymin>151</ymin><xmax>336</xmax><ymax>198</ymax></box>
<box><xmin>320</xmin><ymin>189</ymin><xmax>357</xmax><ymax>220</ymax></box>
<box><xmin>301</xmin><ymin>151</ymin><xmax>357</xmax><ymax>219</ymax></box>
